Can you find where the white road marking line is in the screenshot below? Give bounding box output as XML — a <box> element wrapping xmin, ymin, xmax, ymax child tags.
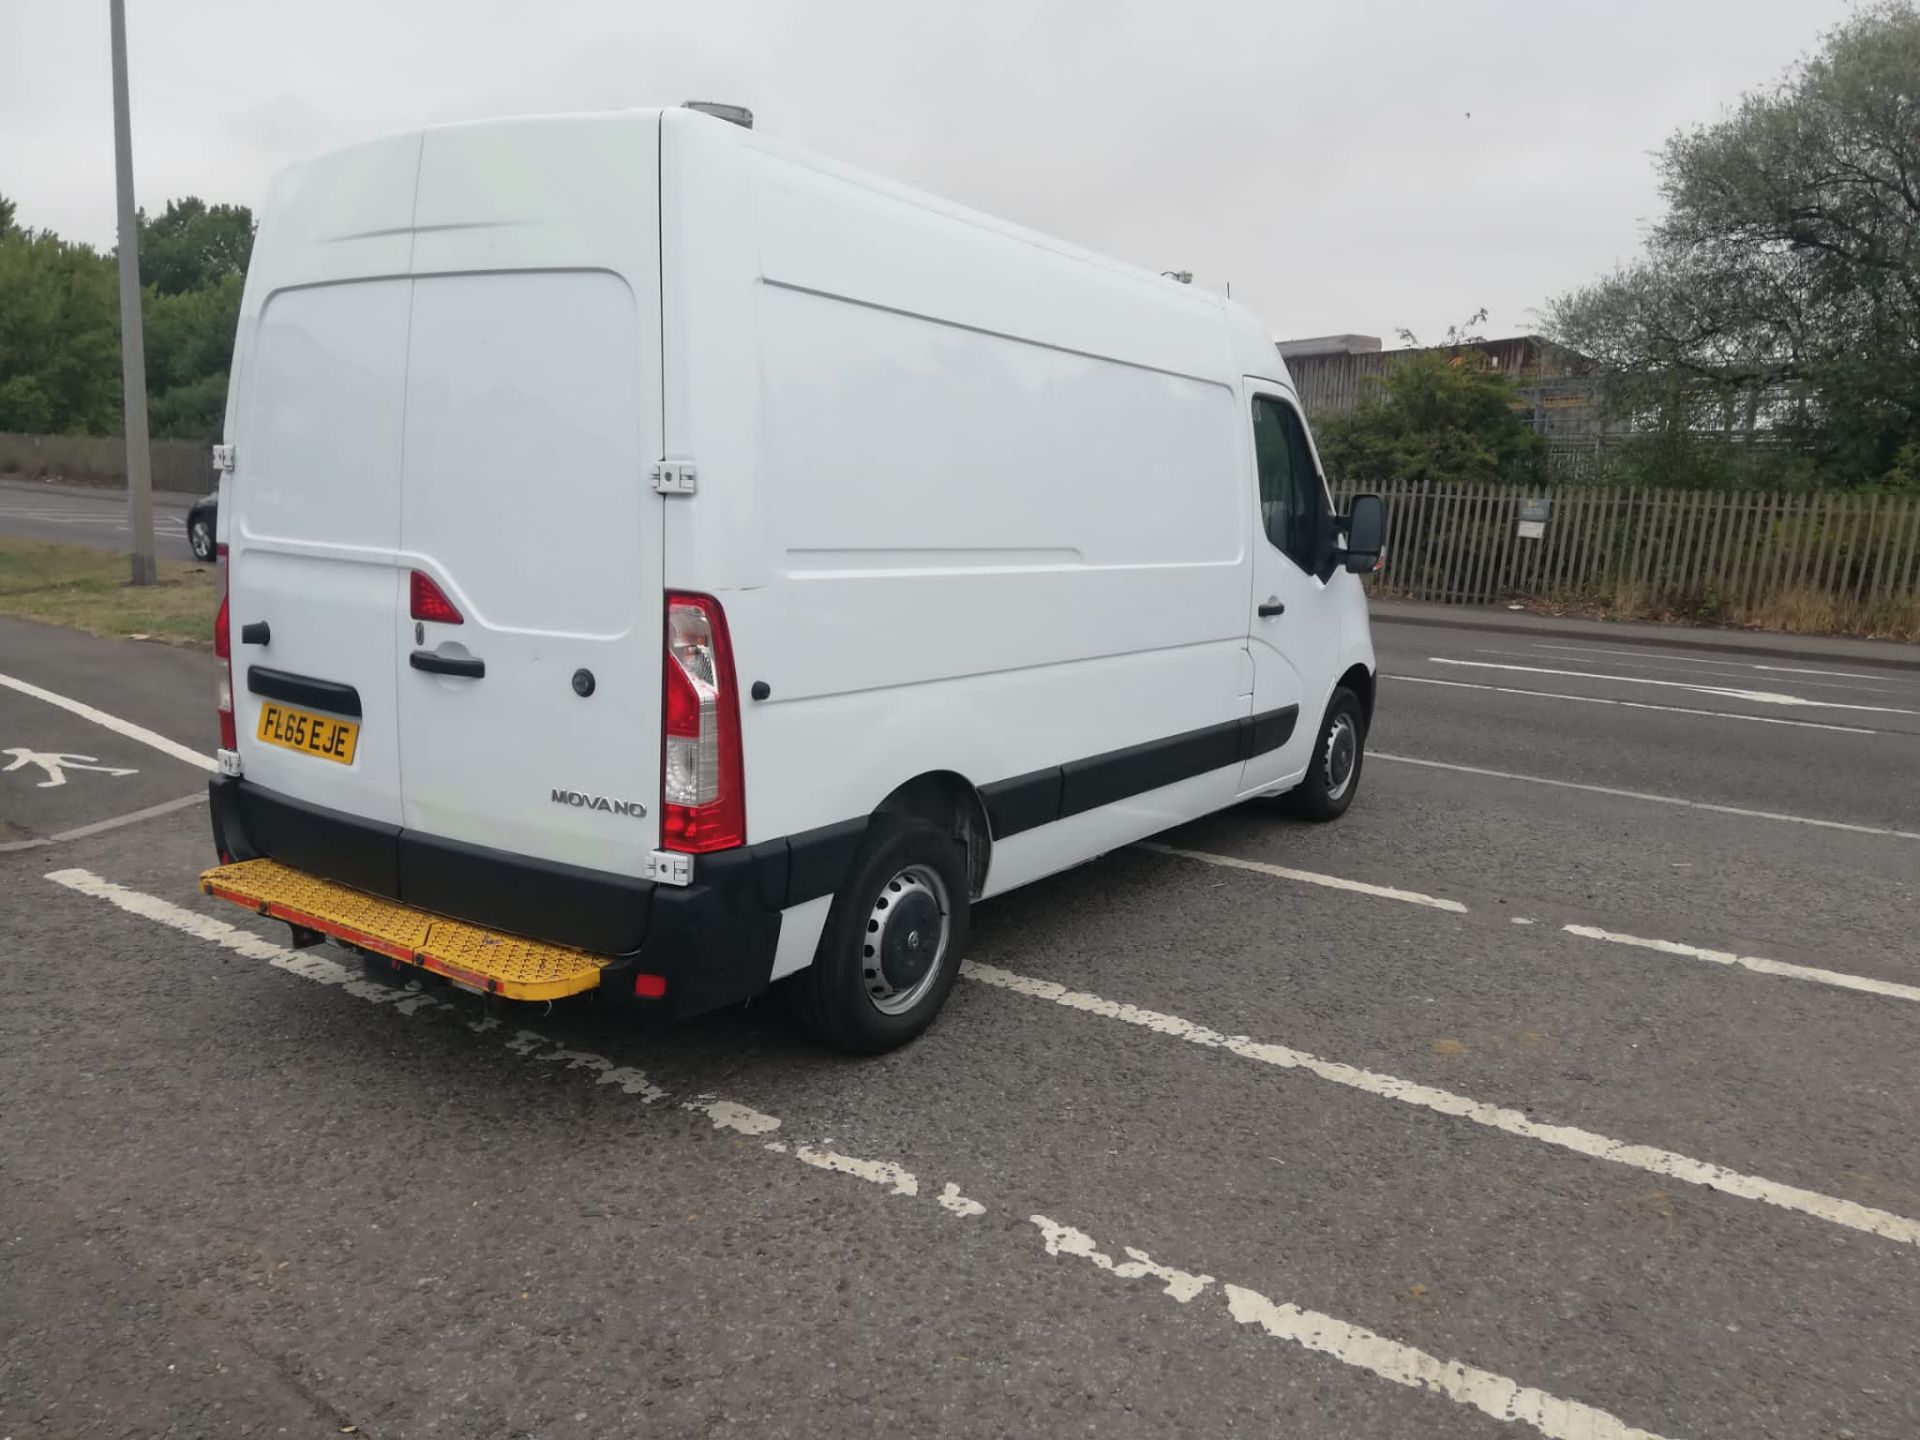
<box><xmin>1141</xmin><ymin>843</ymin><xmax>1469</xmax><ymax>912</ymax></box>
<box><xmin>0</xmin><ymin>670</ymin><xmax>216</xmax><ymax>771</ymax></box>
<box><xmin>1032</xmin><ymin>1217</ymin><xmax>1673</xmax><ymax>1440</ymax></box>
<box><xmin>939</xmin><ymin>1182</ymin><xmax>987</xmax><ymax>1217</ymax></box>
<box><xmin>0</xmin><ymin>791</ymin><xmax>209</xmax><ymax>853</ymax></box>
<box><xmin>796</xmin><ymin>1146</ymin><xmax>919</xmax><ymax>1196</ymax></box>
<box><xmin>1032</xmin><ymin>1217</ymin><xmax>1216</xmax><ymax>1302</ymax></box>
<box><xmin>1371</xmin><ymin>751</ymin><xmax>1917</xmax><ymax>841</ymax></box>
<box><xmin>1396</xmin><ymin>675</ymin><xmax>1879</xmax><ymax>734</ymax></box>
<box><xmin>961</xmin><ymin>961</ymin><xmax>1920</xmax><ymax>1248</ymax></box>
<box><xmin>1429</xmin><ymin>658</ymin><xmax>1920</xmax><ymax>717</ymax></box>
<box><xmin>1219</xmin><ymin>1281</ymin><xmax>1671</xmax><ymax>1440</ymax></box>
<box><xmin>47</xmin><ymin>866</ymin><xmax>1682</xmax><ymax>1439</ymax></box>
<box><xmin>1531</xmin><ymin>643</ymin><xmax>1899</xmax><ymax>684</ymax></box>
<box><xmin>1483</xmin><ymin>646</ymin><xmax>1907</xmax><ymax>697</ymax></box>
<box><xmin>1563</xmin><ymin>924</ymin><xmax>1920</xmax><ymax>1006</ymax></box>
<box><xmin>685</xmin><ymin>1097</ymin><xmax>782</xmax><ymax>1135</ymax></box>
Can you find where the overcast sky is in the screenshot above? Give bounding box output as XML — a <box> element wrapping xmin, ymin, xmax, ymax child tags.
<box><xmin>4</xmin><ymin>0</ymin><xmax>1848</xmax><ymax>343</ymax></box>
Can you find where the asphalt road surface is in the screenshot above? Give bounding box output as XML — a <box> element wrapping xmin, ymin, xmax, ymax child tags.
<box><xmin>0</xmin><ymin>480</ymin><xmax>197</xmax><ymax>561</ymax></box>
<box><xmin>2</xmin><ymin>610</ymin><xmax>1917</xmax><ymax>1439</ymax></box>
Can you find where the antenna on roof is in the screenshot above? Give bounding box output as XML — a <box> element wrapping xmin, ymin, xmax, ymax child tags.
<box><xmin>683</xmin><ymin>101</ymin><xmax>754</xmax><ymax>130</ymax></box>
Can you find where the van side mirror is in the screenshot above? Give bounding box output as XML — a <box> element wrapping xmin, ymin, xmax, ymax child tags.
<box><xmin>1338</xmin><ymin>494</ymin><xmax>1385</xmax><ymax>574</ymax></box>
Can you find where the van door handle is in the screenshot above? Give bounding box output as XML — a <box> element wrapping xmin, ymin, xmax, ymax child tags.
<box><xmin>1257</xmin><ymin>598</ymin><xmax>1286</xmax><ymax>618</ymax></box>
<box><xmin>410</xmin><ymin>650</ymin><xmax>485</xmax><ymax>679</ymax></box>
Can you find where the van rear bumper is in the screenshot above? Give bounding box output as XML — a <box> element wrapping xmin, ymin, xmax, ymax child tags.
<box><xmin>207</xmin><ymin>777</ymin><xmax>792</xmax><ymax>1018</ymax></box>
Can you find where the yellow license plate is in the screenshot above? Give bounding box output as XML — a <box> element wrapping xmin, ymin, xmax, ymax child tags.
<box><xmin>256</xmin><ymin>702</ymin><xmax>359</xmax><ymax>765</ymax></box>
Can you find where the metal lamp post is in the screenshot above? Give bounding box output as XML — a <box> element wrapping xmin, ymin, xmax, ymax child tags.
<box><xmin>109</xmin><ymin>0</ymin><xmax>156</xmax><ymax>585</ymax></box>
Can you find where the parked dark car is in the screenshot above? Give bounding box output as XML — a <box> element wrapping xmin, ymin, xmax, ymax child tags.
<box><xmin>187</xmin><ymin>494</ymin><xmax>217</xmax><ymax>562</ymax></box>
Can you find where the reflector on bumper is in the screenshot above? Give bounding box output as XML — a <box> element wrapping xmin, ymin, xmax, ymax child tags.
<box><xmin>200</xmin><ymin>858</ymin><xmax>609</xmax><ymax>1001</ymax></box>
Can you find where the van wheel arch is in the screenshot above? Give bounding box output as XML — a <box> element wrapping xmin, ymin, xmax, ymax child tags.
<box><xmin>873</xmin><ymin>771</ymin><xmax>992</xmax><ymax>899</ymax></box>
<box><xmin>1337</xmin><ymin>662</ymin><xmax>1375</xmax><ymax>731</ymax></box>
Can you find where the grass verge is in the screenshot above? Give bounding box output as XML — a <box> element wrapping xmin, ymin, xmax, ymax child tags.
<box><xmin>0</xmin><ymin>536</ymin><xmax>216</xmax><ymax>647</ymax></box>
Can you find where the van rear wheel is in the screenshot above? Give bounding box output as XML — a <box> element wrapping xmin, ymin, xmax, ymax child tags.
<box><xmin>790</xmin><ymin>815</ymin><xmax>970</xmax><ymax>1053</ymax></box>
<box><xmin>1282</xmin><ymin>686</ymin><xmax>1366</xmax><ymax>821</ymax></box>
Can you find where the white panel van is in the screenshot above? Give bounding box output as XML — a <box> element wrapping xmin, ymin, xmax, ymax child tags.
<box><xmin>201</xmin><ymin>107</ymin><xmax>1386</xmax><ymax>1052</ymax></box>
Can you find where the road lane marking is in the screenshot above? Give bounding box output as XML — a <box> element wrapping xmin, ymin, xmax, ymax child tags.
<box><xmin>1217</xmin><ymin>1278</ymin><xmax>1671</xmax><ymax>1440</ymax></box>
<box><xmin>1371</xmin><ymin>752</ymin><xmax>1917</xmax><ymax>841</ymax></box>
<box><xmin>46</xmin><ymin>866</ymin><xmax>1665</xmax><ymax>1439</ymax></box>
<box><xmin>1396</xmin><ymin>675</ymin><xmax>1879</xmax><ymax>734</ymax></box>
<box><xmin>1530</xmin><ymin>643</ymin><xmax>1902</xmax><ymax>684</ymax></box>
<box><xmin>1428</xmin><ymin>658</ymin><xmax>1920</xmax><ymax>717</ymax></box>
<box><xmin>1475</xmin><ymin>647</ymin><xmax>1908</xmax><ymax>697</ymax></box>
<box><xmin>1032</xmin><ymin>1216</ymin><xmax>1674</xmax><ymax>1438</ymax></box>
<box><xmin>1141</xmin><ymin>843</ymin><xmax>1469</xmax><ymax>912</ymax></box>
<box><xmin>0</xmin><ymin>670</ymin><xmax>216</xmax><ymax>772</ymax></box>
<box><xmin>0</xmin><ymin>791</ymin><xmax>208</xmax><ymax>853</ymax></box>
<box><xmin>961</xmin><ymin>960</ymin><xmax>1920</xmax><ymax>1249</ymax></box>
<box><xmin>1563</xmin><ymin>925</ymin><xmax>1920</xmax><ymax>1006</ymax></box>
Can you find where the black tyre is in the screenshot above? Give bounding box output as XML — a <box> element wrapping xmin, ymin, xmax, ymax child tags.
<box><xmin>189</xmin><ymin>514</ymin><xmax>215</xmax><ymax>562</ymax></box>
<box><xmin>790</xmin><ymin>815</ymin><xmax>970</xmax><ymax>1054</ymax></box>
<box><xmin>1282</xmin><ymin>686</ymin><xmax>1366</xmax><ymax>821</ymax></box>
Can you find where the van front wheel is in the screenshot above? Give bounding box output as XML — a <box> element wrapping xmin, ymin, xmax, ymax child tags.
<box><xmin>1282</xmin><ymin>687</ymin><xmax>1367</xmax><ymax>821</ymax></box>
<box><xmin>790</xmin><ymin>816</ymin><xmax>970</xmax><ymax>1053</ymax></box>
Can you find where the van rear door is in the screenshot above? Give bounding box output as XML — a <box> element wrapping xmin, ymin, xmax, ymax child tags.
<box><xmin>394</xmin><ymin>271</ymin><xmax>662</xmax><ymax>871</ymax></box>
<box><xmin>393</xmin><ymin>119</ymin><xmax>666</xmax><ymax>877</ymax></box>
<box><xmin>227</xmin><ymin>275</ymin><xmax>411</xmax><ymax>827</ymax></box>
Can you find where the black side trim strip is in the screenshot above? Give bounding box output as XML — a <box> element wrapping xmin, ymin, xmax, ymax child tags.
<box><xmin>1248</xmin><ymin>703</ymin><xmax>1299</xmax><ymax>759</ymax></box>
<box><xmin>1061</xmin><ymin>719</ymin><xmax>1243</xmax><ymax>818</ymax></box>
<box><xmin>980</xmin><ymin>767</ymin><xmax>1063</xmax><ymax>840</ymax></box>
<box><xmin>247</xmin><ymin>666</ymin><xmax>363</xmax><ymax>718</ymax></box>
<box><xmin>784</xmin><ymin>818</ymin><xmax>867</xmax><ymax>908</ymax></box>
<box><xmin>983</xmin><ymin>704</ymin><xmax>1301</xmax><ymax>840</ymax></box>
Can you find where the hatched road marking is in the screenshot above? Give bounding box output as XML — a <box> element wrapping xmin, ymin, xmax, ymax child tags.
<box><xmin>960</xmin><ymin>960</ymin><xmax>1920</xmax><ymax>1249</ymax></box>
<box><xmin>45</xmin><ymin>864</ymin><xmax>1673</xmax><ymax>1440</ymax></box>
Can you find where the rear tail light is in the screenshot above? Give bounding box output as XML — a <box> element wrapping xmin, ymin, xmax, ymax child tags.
<box><xmin>661</xmin><ymin>592</ymin><xmax>745</xmax><ymax>852</ymax></box>
<box><xmin>410</xmin><ymin>570</ymin><xmax>463</xmax><ymax>624</ymax></box>
<box><xmin>214</xmin><ymin>586</ymin><xmax>237</xmax><ymax>750</ymax></box>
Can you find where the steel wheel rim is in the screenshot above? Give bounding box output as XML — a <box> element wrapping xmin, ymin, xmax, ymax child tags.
<box><xmin>1325</xmin><ymin>713</ymin><xmax>1359</xmax><ymax>801</ymax></box>
<box><xmin>190</xmin><ymin>519</ymin><xmax>212</xmax><ymax>558</ymax></box>
<box><xmin>861</xmin><ymin>863</ymin><xmax>951</xmax><ymax>1016</ymax></box>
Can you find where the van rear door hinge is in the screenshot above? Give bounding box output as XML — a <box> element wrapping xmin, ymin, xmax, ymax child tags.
<box><xmin>211</xmin><ymin>444</ymin><xmax>236</xmax><ymax>474</ymax></box>
<box><xmin>651</xmin><ymin>461</ymin><xmax>697</xmax><ymax>495</ymax></box>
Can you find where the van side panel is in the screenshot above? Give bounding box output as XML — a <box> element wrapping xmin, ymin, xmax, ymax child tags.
<box><xmin>662</xmin><ymin>120</ymin><xmax>1253</xmax><ymax>863</ymax></box>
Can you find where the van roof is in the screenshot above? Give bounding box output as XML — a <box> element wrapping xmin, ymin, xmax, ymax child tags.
<box><xmin>263</xmin><ymin>107</ymin><xmax>1295</xmax><ymax>392</ymax></box>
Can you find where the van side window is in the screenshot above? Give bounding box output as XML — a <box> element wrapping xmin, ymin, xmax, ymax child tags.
<box><xmin>1251</xmin><ymin>395</ymin><xmax>1325</xmax><ymax>574</ymax></box>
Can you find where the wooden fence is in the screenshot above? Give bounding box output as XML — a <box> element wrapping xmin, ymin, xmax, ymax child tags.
<box><xmin>1340</xmin><ymin>482</ymin><xmax>1920</xmax><ymax>623</ymax></box>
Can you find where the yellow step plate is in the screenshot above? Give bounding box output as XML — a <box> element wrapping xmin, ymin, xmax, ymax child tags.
<box><xmin>200</xmin><ymin>858</ymin><xmax>609</xmax><ymax>1001</ymax></box>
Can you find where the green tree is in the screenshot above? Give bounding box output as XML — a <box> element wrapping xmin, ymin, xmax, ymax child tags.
<box><xmin>136</xmin><ymin>196</ymin><xmax>254</xmax><ymax>296</ymax></box>
<box><xmin>1314</xmin><ymin>329</ymin><xmax>1543</xmax><ymax>488</ymax></box>
<box><xmin>0</xmin><ymin>222</ymin><xmax>121</xmax><ymax>433</ymax></box>
<box><xmin>1547</xmin><ymin>2</ymin><xmax>1920</xmax><ymax>487</ymax></box>
<box><xmin>0</xmin><ymin>194</ymin><xmax>252</xmax><ymax>439</ymax></box>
